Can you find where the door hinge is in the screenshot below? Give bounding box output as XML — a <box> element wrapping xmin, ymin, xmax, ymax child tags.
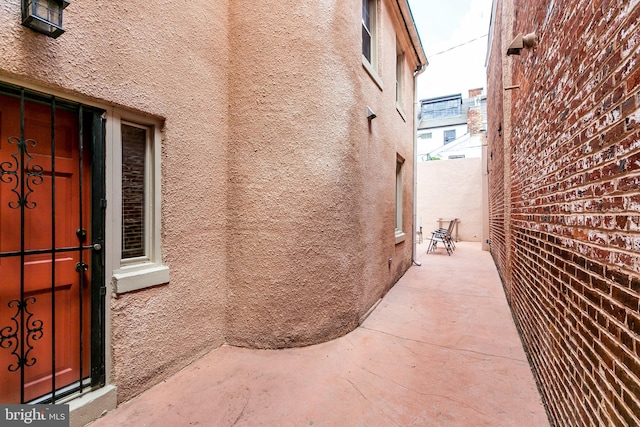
<box><xmin>100</xmin><ymin>199</ymin><xmax>107</xmax><ymax>208</ymax></box>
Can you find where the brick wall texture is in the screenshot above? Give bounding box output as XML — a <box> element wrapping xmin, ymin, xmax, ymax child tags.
<box><xmin>487</xmin><ymin>0</ymin><xmax>640</xmax><ymax>425</ymax></box>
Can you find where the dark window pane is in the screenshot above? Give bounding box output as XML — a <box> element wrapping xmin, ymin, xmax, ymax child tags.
<box><xmin>362</xmin><ymin>0</ymin><xmax>370</xmax><ymax>28</ymax></box>
<box><xmin>121</xmin><ymin>124</ymin><xmax>146</xmax><ymax>259</ymax></box>
<box><xmin>362</xmin><ymin>26</ymin><xmax>371</xmax><ymax>62</ymax></box>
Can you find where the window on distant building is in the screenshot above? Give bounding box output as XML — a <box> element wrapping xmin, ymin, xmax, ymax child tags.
<box><xmin>418</xmin><ymin>132</ymin><xmax>433</xmax><ymax>139</ymax></box>
<box><xmin>444</xmin><ymin>130</ymin><xmax>456</xmax><ymax>144</ymax></box>
<box><xmin>420</xmin><ymin>95</ymin><xmax>462</xmax><ymax>119</ymax></box>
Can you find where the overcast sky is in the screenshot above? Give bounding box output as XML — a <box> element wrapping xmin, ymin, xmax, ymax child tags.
<box><xmin>407</xmin><ymin>0</ymin><xmax>494</xmax><ymax>101</ymax></box>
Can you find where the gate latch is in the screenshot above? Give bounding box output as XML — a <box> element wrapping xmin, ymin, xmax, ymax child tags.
<box><xmin>75</xmin><ymin>262</ymin><xmax>89</xmax><ymax>272</ymax></box>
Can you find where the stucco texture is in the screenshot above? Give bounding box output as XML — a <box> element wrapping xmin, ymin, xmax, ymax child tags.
<box><xmin>417</xmin><ymin>159</ymin><xmax>484</xmax><ymax>242</ymax></box>
<box><xmin>225</xmin><ymin>0</ymin><xmax>419</xmax><ymax>348</ymax></box>
<box><xmin>0</xmin><ymin>0</ymin><xmax>231</xmax><ymax>402</ymax></box>
<box><xmin>0</xmin><ymin>0</ymin><xmax>421</xmax><ymax>403</ymax></box>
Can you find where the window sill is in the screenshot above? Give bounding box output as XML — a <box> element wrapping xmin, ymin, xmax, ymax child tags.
<box><xmin>396</xmin><ymin>104</ymin><xmax>407</xmax><ymax>122</ymax></box>
<box><xmin>362</xmin><ymin>55</ymin><xmax>383</xmax><ymax>90</ymax></box>
<box><xmin>112</xmin><ymin>263</ymin><xmax>170</xmax><ymax>294</ymax></box>
<box><xmin>395</xmin><ymin>230</ymin><xmax>406</xmax><ymax>244</ymax></box>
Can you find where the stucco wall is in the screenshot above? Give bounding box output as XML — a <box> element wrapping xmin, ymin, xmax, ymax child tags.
<box><xmin>0</xmin><ymin>0</ymin><xmax>423</xmax><ymax>405</ymax></box>
<box><xmin>417</xmin><ymin>158</ymin><xmax>483</xmax><ymax>242</ymax></box>
<box><xmin>0</xmin><ymin>0</ymin><xmax>231</xmax><ymax>402</ymax></box>
<box><xmin>226</xmin><ymin>0</ymin><xmax>419</xmax><ymax>348</ymax></box>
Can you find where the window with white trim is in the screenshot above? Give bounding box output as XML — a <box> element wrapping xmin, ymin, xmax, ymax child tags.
<box><xmin>444</xmin><ymin>129</ymin><xmax>456</xmax><ymax>144</ymax></box>
<box><xmin>111</xmin><ymin>113</ymin><xmax>168</xmax><ymax>293</ymax></box>
<box><xmin>121</xmin><ymin>123</ymin><xmax>148</xmax><ymax>261</ymax></box>
<box><xmin>362</xmin><ymin>0</ymin><xmax>377</xmax><ymax>66</ymax></box>
<box><xmin>396</xmin><ymin>44</ymin><xmax>404</xmax><ymax>106</ymax></box>
<box><xmin>395</xmin><ymin>156</ymin><xmax>405</xmax><ymax>243</ymax></box>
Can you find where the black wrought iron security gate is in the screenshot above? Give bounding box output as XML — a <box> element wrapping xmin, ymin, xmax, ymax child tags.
<box><xmin>0</xmin><ymin>83</ymin><xmax>105</xmax><ymax>403</ymax></box>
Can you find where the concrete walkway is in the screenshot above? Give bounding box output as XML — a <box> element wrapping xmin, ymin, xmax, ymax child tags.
<box><xmin>89</xmin><ymin>242</ymin><xmax>549</xmax><ymax>427</ymax></box>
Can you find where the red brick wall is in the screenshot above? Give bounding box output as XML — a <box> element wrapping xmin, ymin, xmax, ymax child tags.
<box><xmin>467</xmin><ymin>107</ymin><xmax>483</xmax><ymax>136</ymax></box>
<box><xmin>487</xmin><ymin>0</ymin><xmax>509</xmax><ymax>292</ymax></box>
<box><xmin>488</xmin><ymin>0</ymin><xmax>640</xmax><ymax>425</ymax></box>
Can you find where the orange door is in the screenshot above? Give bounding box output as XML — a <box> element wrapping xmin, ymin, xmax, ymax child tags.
<box><xmin>0</xmin><ymin>92</ymin><xmax>91</xmax><ymax>403</ymax></box>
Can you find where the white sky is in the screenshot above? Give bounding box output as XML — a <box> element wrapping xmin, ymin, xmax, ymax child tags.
<box><xmin>407</xmin><ymin>0</ymin><xmax>494</xmax><ymax>100</ymax></box>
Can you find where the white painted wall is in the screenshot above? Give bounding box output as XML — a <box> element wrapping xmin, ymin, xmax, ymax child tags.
<box><xmin>417</xmin><ymin>124</ymin><xmax>468</xmax><ymax>157</ymax></box>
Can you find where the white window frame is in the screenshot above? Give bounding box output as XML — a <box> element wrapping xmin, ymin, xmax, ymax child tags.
<box><xmin>107</xmin><ymin>110</ymin><xmax>169</xmax><ymax>294</ymax></box>
<box><xmin>362</xmin><ymin>0</ymin><xmax>383</xmax><ymax>89</ymax></box>
<box><xmin>444</xmin><ymin>129</ymin><xmax>456</xmax><ymax>144</ymax></box>
<box><xmin>395</xmin><ymin>155</ymin><xmax>406</xmax><ymax>243</ymax></box>
<box><xmin>120</xmin><ymin>121</ymin><xmax>151</xmax><ymax>264</ymax></box>
<box><xmin>396</xmin><ymin>43</ymin><xmax>406</xmax><ymax>120</ymax></box>
<box><xmin>396</xmin><ymin>44</ymin><xmax>403</xmax><ymax>105</ymax></box>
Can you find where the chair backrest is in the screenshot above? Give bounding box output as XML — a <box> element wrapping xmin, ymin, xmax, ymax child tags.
<box><xmin>445</xmin><ymin>219</ymin><xmax>457</xmax><ymax>236</ymax></box>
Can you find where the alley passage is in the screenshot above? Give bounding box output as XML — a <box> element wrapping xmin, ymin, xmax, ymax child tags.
<box><xmin>89</xmin><ymin>242</ymin><xmax>549</xmax><ymax>427</ymax></box>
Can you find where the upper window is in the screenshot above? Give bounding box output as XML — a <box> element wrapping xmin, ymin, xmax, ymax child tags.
<box><xmin>362</xmin><ymin>0</ymin><xmax>377</xmax><ymax>66</ymax></box>
<box><xmin>396</xmin><ymin>44</ymin><xmax>404</xmax><ymax>106</ymax></box>
<box><xmin>420</xmin><ymin>95</ymin><xmax>462</xmax><ymax>119</ymax></box>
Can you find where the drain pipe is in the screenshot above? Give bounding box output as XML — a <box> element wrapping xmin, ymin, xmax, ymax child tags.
<box><xmin>412</xmin><ymin>64</ymin><xmax>426</xmax><ymax>266</ymax></box>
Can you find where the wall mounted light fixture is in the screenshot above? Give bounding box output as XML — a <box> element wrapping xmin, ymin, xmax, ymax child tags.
<box><xmin>366</xmin><ymin>107</ymin><xmax>377</xmax><ymax>121</ymax></box>
<box><xmin>22</xmin><ymin>0</ymin><xmax>69</xmax><ymax>38</ymax></box>
<box><xmin>507</xmin><ymin>33</ymin><xmax>539</xmax><ymax>56</ymax></box>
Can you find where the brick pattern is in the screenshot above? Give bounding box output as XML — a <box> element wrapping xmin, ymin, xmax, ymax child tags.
<box><xmin>121</xmin><ymin>124</ymin><xmax>146</xmax><ymax>259</ymax></box>
<box><xmin>488</xmin><ymin>0</ymin><xmax>640</xmax><ymax>425</ymax></box>
<box><xmin>467</xmin><ymin>107</ymin><xmax>483</xmax><ymax>136</ymax></box>
<box><xmin>487</xmin><ymin>0</ymin><xmax>509</xmax><ymax>292</ymax></box>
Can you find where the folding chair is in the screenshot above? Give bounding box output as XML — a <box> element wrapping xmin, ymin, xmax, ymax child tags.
<box><xmin>435</xmin><ymin>219</ymin><xmax>457</xmax><ymax>251</ymax></box>
<box><xmin>426</xmin><ymin>219</ymin><xmax>457</xmax><ymax>255</ymax></box>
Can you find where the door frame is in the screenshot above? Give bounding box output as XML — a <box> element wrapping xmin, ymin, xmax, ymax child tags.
<box><xmin>0</xmin><ymin>82</ymin><xmax>106</xmax><ymax>403</ymax></box>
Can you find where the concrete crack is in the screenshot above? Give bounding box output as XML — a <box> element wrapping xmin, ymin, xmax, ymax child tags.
<box><xmin>345</xmin><ymin>378</ymin><xmax>369</xmax><ymax>402</ymax></box>
<box><xmin>346</xmin><ymin>376</ymin><xmax>402</xmax><ymax>427</ymax></box>
<box><xmin>360</xmin><ymin>326</ymin><xmax>527</xmax><ymax>363</ymax></box>
<box><xmin>400</xmin><ymin>285</ymin><xmax>503</xmax><ymax>300</ymax></box>
<box><xmin>231</xmin><ymin>392</ymin><xmax>250</xmax><ymax>426</ymax></box>
<box><xmin>360</xmin><ymin>367</ymin><xmax>493</xmax><ymax>420</ymax></box>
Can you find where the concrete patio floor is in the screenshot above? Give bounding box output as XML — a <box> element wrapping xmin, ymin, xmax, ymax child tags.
<box><xmin>88</xmin><ymin>242</ymin><xmax>550</xmax><ymax>427</ymax></box>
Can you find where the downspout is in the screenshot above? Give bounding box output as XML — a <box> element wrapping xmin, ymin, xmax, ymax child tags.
<box><xmin>396</xmin><ymin>0</ymin><xmax>427</xmax><ymax>265</ymax></box>
<box><xmin>412</xmin><ymin>64</ymin><xmax>426</xmax><ymax>265</ymax></box>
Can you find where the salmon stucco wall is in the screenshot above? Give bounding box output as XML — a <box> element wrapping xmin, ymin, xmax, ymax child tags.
<box><xmin>0</xmin><ymin>0</ymin><xmax>423</xmax><ymax>403</ymax></box>
<box><xmin>0</xmin><ymin>0</ymin><xmax>231</xmax><ymax>402</ymax></box>
<box><xmin>416</xmin><ymin>159</ymin><xmax>483</xmax><ymax>242</ymax></box>
<box><xmin>226</xmin><ymin>0</ymin><xmax>419</xmax><ymax>348</ymax></box>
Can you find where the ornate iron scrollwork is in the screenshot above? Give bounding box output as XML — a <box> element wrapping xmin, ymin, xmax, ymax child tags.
<box><xmin>0</xmin><ymin>300</ymin><xmax>20</xmax><ymax>371</ymax></box>
<box><xmin>0</xmin><ymin>136</ymin><xmax>44</xmax><ymax>209</ymax></box>
<box><xmin>0</xmin><ymin>297</ymin><xmax>44</xmax><ymax>372</ymax></box>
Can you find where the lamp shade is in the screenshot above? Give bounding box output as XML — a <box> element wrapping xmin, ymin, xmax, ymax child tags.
<box><xmin>22</xmin><ymin>0</ymin><xmax>70</xmax><ymax>38</ymax></box>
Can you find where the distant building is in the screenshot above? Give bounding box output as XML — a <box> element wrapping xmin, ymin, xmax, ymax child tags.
<box><xmin>417</xmin><ymin>88</ymin><xmax>487</xmax><ymax>160</ymax></box>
